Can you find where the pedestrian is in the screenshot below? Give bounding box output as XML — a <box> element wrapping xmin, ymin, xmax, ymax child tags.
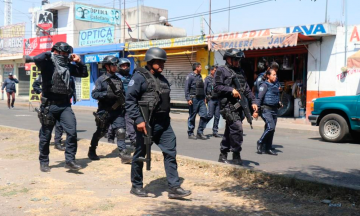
<box><xmin>32</xmin><ymin>75</ymin><xmax>76</xmax><ymax>151</ymax></box>
<box><xmin>1</xmin><ymin>73</ymin><xmax>19</xmax><ymax>109</ymax></box>
<box><xmin>106</xmin><ymin>58</ymin><xmax>136</xmax><ymax>147</ymax></box>
<box><xmin>126</xmin><ymin>47</ymin><xmax>191</xmax><ymax>199</ymax></box>
<box><xmin>185</xmin><ymin>62</ymin><xmax>208</xmax><ymax>140</ymax></box>
<box><xmin>254</xmin><ymin>69</ymin><xmax>282</xmax><ymax>155</ymax></box>
<box><xmin>214</xmin><ymin>48</ymin><xmax>258</xmax><ymax>165</ymax></box>
<box><xmin>204</xmin><ymin>65</ymin><xmax>222</xmax><ymax>138</ymax></box>
<box><xmin>32</xmin><ymin>42</ymin><xmax>88</xmax><ymax>172</ymax></box>
<box><xmin>88</xmin><ymin>56</ymin><xmax>131</xmax><ymax>164</ymax></box>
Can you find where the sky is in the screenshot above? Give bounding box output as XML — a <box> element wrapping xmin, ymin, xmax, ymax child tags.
<box><xmin>1</xmin><ymin>0</ymin><xmax>360</xmax><ymax>38</ymax></box>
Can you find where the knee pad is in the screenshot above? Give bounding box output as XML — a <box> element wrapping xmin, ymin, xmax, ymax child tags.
<box><xmin>116</xmin><ymin>128</ymin><xmax>126</xmax><ymax>140</ymax></box>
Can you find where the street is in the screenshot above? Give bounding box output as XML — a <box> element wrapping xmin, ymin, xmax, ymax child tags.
<box><xmin>0</xmin><ymin>104</ymin><xmax>359</xmax><ymax>190</ymax></box>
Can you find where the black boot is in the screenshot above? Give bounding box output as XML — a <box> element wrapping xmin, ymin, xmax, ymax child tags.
<box><xmin>88</xmin><ymin>147</ymin><xmax>100</xmax><ymax>160</ymax></box>
<box><xmin>119</xmin><ymin>149</ymin><xmax>132</xmax><ymax>164</ymax></box>
<box><xmin>218</xmin><ymin>152</ymin><xmax>230</xmax><ymax>164</ymax></box>
<box><xmin>40</xmin><ymin>163</ymin><xmax>51</xmax><ymax>172</ymax></box>
<box><xmin>168</xmin><ymin>187</ymin><xmax>191</xmax><ymax>199</ymax></box>
<box><xmin>108</xmin><ymin>139</ymin><xmax>115</xmax><ymax>144</ymax></box>
<box><xmin>54</xmin><ymin>143</ymin><xmax>66</xmax><ymax>151</ymax></box>
<box><xmin>188</xmin><ymin>134</ymin><xmax>197</xmax><ymax>140</ymax></box>
<box><xmin>213</xmin><ymin>133</ymin><xmax>222</xmax><ymax>138</ymax></box>
<box><xmin>130</xmin><ymin>187</ymin><xmax>148</xmax><ymax>197</ymax></box>
<box><xmin>265</xmin><ymin>149</ymin><xmax>278</xmax><ymax>156</ymax></box>
<box><xmin>196</xmin><ymin>133</ymin><xmax>207</xmax><ymax>140</ymax></box>
<box><xmin>232</xmin><ymin>152</ymin><xmax>243</xmax><ymax>165</ymax></box>
<box><xmin>65</xmin><ymin>161</ymin><xmax>82</xmax><ymax>170</ymax></box>
<box><xmin>256</xmin><ymin>141</ymin><xmax>263</xmax><ymax>154</ymax></box>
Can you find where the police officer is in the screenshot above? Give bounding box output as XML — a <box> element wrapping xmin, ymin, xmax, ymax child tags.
<box><xmin>254</xmin><ymin>69</ymin><xmax>281</xmax><ymax>155</ymax></box>
<box><xmin>204</xmin><ymin>65</ymin><xmax>222</xmax><ymax>138</ymax></box>
<box><xmin>88</xmin><ymin>56</ymin><xmax>131</xmax><ymax>164</ymax></box>
<box><xmin>32</xmin><ymin>75</ymin><xmax>77</xmax><ymax>151</ymax></box>
<box><xmin>32</xmin><ymin>42</ymin><xmax>88</xmax><ymax>172</ymax></box>
<box><xmin>1</xmin><ymin>73</ymin><xmax>19</xmax><ymax>109</ymax></box>
<box><xmin>126</xmin><ymin>47</ymin><xmax>191</xmax><ymax>199</ymax></box>
<box><xmin>185</xmin><ymin>62</ymin><xmax>208</xmax><ymax>140</ymax></box>
<box><xmin>214</xmin><ymin>48</ymin><xmax>258</xmax><ymax>165</ymax></box>
<box><xmin>107</xmin><ymin>58</ymin><xmax>136</xmax><ymax>146</ymax></box>
<box><xmin>254</xmin><ymin>59</ymin><xmax>268</xmax><ymax>98</ymax></box>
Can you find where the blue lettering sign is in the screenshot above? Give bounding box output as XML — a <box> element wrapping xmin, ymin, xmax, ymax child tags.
<box><xmin>79</xmin><ymin>26</ymin><xmax>114</xmax><ymax>47</ymax></box>
<box><xmin>75</xmin><ymin>4</ymin><xmax>120</xmax><ymax>25</ymax></box>
<box><xmin>286</xmin><ymin>24</ymin><xmax>327</xmax><ymax>35</ymax></box>
<box><xmin>84</xmin><ymin>52</ymin><xmax>119</xmax><ymax>63</ymax></box>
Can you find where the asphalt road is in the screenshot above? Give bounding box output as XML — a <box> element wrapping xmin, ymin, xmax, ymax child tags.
<box><xmin>0</xmin><ymin>105</ymin><xmax>359</xmax><ymax>190</ymax></box>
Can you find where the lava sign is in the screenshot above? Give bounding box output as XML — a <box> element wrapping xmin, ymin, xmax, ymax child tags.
<box><xmin>37</xmin><ymin>11</ymin><xmax>54</xmax><ymax>31</ymax></box>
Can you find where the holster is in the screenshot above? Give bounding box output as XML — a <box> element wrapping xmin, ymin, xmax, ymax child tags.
<box><xmin>36</xmin><ymin>97</ymin><xmax>56</xmax><ymax>126</ymax></box>
<box><xmin>220</xmin><ymin>107</ymin><xmax>240</xmax><ymax>124</ymax></box>
<box><xmin>93</xmin><ymin>111</ymin><xmax>109</xmax><ymax>130</ymax></box>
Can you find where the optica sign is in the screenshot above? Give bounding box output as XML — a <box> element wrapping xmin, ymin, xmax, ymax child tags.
<box><xmin>79</xmin><ymin>26</ymin><xmax>114</xmax><ymax>47</ymax></box>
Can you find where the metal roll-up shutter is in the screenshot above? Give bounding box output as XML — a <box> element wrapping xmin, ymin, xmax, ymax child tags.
<box><xmin>164</xmin><ymin>53</ymin><xmax>196</xmax><ymax>102</ymax></box>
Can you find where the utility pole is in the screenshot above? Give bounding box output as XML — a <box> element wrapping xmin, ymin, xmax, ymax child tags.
<box><xmin>228</xmin><ymin>0</ymin><xmax>230</xmax><ymax>32</ymax></box>
<box><xmin>208</xmin><ymin>0</ymin><xmax>211</xmax><ymax>74</ymax></box>
<box><xmin>344</xmin><ymin>0</ymin><xmax>348</xmax><ymax>66</ymax></box>
<box><xmin>4</xmin><ymin>0</ymin><xmax>12</xmax><ymax>26</ymax></box>
<box><xmin>137</xmin><ymin>0</ymin><xmax>140</xmax><ymax>42</ymax></box>
<box><xmin>324</xmin><ymin>0</ymin><xmax>328</xmax><ymax>23</ymax></box>
<box><xmin>123</xmin><ymin>0</ymin><xmax>126</xmax><ymax>44</ymax></box>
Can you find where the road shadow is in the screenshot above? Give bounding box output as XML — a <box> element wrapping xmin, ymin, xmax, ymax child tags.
<box><xmin>308</xmin><ymin>137</ymin><xmax>360</xmax><ymax>145</ymax></box>
<box><xmin>50</xmin><ymin>157</ymin><xmax>94</xmax><ymax>174</ymax></box>
<box><xmin>144</xmin><ymin>177</ymin><xmax>186</xmax><ymax>198</ymax></box>
<box><xmin>242</xmin><ymin>160</ymin><xmax>260</xmax><ymax>168</ymax></box>
<box><xmin>205</xmin><ymin>133</ymin><xmax>224</xmax><ymax>139</ymax></box>
<box><xmin>77</xmin><ymin>130</ymin><xmax>87</xmax><ymax>133</ymax></box>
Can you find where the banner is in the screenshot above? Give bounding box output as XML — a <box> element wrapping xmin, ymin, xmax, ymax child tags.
<box><xmin>84</xmin><ymin>52</ymin><xmax>119</xmax><ymax>63</ymax></box>
<box><xmin>208</xmin><ymin>33</ymin><xmax>299</xmax><ymax>51</ymax></box>
<box><xmin>81</xmin><ymin>64</ymin><xmax>91</xmax><ymax>100</ymax></box>
<box><xmin>75</xmin><ymin>4</ymin><xmax>120</xmax><ymax>25</ymax></box>
<box><xmin>79</xmin><ymin>26</ymin><xmax>114</xmax><ymax>47</ymax></box>
<box><xmin>37</xmin><ymin>11</ymin><xmax>54</xmax><ymax>31</ymax></box>
<box><xmin>0</xmin><ymin>23</ymin><xmax>26</xmax><ymax>58</ymax></box>
<box><xmin>24</xmin><ymin>34</ymin><xmax>67</xmax><ymax>56</ymax></box>
<box><xmin>28</xmin><ymin>64</ymin><xmax>41</xmax><ymax>102</ymax></box>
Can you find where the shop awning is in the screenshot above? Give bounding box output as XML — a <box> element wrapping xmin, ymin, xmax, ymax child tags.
<box><xmin>347</xmin><ymin>50</ymin><xmax>360</xmax><ymax>68</ymax></box>
<box><xmin>73</xmin><ymin>43</ymin><xmax>125</xmax><ymax>55</ymax></box>
<box><xmin>128</xmin><ymin>50</ymin><xmax>196</xmax><ymax>58</ymax></box>
<box><xmin>208</xmin><ymin>33</ymin><xmax>316</xmax><ymax>51</ymax></box>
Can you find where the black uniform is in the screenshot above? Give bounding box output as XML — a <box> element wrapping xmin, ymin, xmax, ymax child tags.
<box><xmin>214</xmin><ymin>65</ymin><xmax>255</xmax><ymax>159</ymax></box>
<box><xmin>32</xmin><ymin>75</ymin><xmax>77</xmax><ymax>146</ymax></box>
<box><xmin>90</xmin><ymin>73</ymin><xmax>126</xmax><ymax>151</ymax></box>
<box><xmin>184</xmin><ymin>72</ymin><xmax>207</xmax><ymax>136</ymax></box>
<box><xmin>33</xmin><ymin>51</ymin><xmax>88</xmax><ymax>166</ymax></box>
<box><xmin>256</xmin><ymin>81</ymin><xmax>280</xmax><ymax>153</ymax></box>
<box><xmin>126</xmin><ymin>66</ymin><xmax>181</xmax><ymax>189</ymax></box>
<box><xmin>204</xmin><ymin>75</ymin><xmax>220</xmax><ymax>135</ymax></box>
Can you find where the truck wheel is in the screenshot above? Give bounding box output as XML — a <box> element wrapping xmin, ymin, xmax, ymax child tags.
<box><xmin>319</xmin><ymin>114</ymin><xmax>349</xmax><ymax>142</ymax></box>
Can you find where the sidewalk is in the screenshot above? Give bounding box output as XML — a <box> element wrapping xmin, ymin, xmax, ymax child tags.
<box><xmin>0</xmin><ymin>100</ymin><xmax>317</xmax><ymax>132</ymax></box>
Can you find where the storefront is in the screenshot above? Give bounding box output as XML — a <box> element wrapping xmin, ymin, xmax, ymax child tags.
<box><xmin>73</xmin><ymin>43</ymin><xmax>129</xmax><ymax>107</ymax></box>
<box><xmin>208</xmin><ymin>23</ymin><xmax>337</xmax><ymax>118</ymax></box>
<box><xmin>126</xmin><ymin>35</ymin><xmax>213</xmax><ymax>103</ymax></box>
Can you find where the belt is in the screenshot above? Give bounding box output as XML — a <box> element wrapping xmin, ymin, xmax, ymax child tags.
<box><xmin>262</xmin><ymin>105</ymin><xmax>277</xmax><ymax>111</ymax></box>
<box><xmin>47</xmin><ymin>100</ymin><xmax>70</xmax><ymax>105</ymax></box>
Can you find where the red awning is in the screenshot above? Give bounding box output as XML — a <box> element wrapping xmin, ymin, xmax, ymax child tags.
<box><xmin>208</xmin><ymin>33</ymin><xmax>316</xmax><ymax>51</ymax></box>
<box><xmin>347</xmin><ymin>50</ymin><xmax>360</xmax><ymax>68</ymax></box>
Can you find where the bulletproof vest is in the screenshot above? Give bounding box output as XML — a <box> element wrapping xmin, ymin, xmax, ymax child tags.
<box><xmin>50</xmin><ymin>70</ymin><xmax>72</xmax><ymax>95</ymax></box>
<box><xmin>137</xmin><ymin>67</ymin><xmax>171</xmax><ymax>114</ymax></box>
<box><xmin>222</xmin><ymin>65</ymin><xmax>246</xmax><ymax>94</ymax></box>
<box><xmin>106</xmin><ymin>76</ymin><xmax>124</xmax><ymax>99</ymax></box>
<box><xmin>206</xmin><ymin>76</ymin><xmax>218</xmax><ymax>99</ymax></box>
<box><xmin>263</xmin><ymin>82</ymin><xmax>280</xmax><ymax>106</ymax></box>
<box><xmin>195</xmin><ymin>79</ymin><xmax>205</xmax><ymax>97</ymax></box>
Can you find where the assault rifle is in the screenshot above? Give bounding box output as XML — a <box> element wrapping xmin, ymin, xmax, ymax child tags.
<box><xmin>231</xmin><ymin>72</ymin><xmax>253</xmax><ymax>129</ymax></box>
<box><xmin>138</xmin><ymin>101</ymin><xmax>152</xmax><ymax>171</ymax></box>
<box><xmin>104</xmin><ymin>77</ymin><xmax>126</xmax><ymax>110</ymax></box>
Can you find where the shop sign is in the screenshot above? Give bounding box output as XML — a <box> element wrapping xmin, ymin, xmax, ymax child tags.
<box><xmin>81</xmin><ymin>64</ymin><xmax>91</xmax><ymax>100</ymax></box>
<box><xmin>84</xmin><ymin>52</ymin><xmax>119</xmax><ymax>63</ymax></box>
<box><xmin>79</xmin><ymin>26</ymin><xmax>114</xmax><ymax>47</ymax></box>
<box><xmin>28</xmin><ymin>65</ymin><xmax>41</xmax><ymax>102</ymax></box>
<box><xmin>349</xmin><ymin>26</ymin><xmax>360</xmax><ymax>43</ymax></box>
<box><xmin>75</xmin><ymin>4</ymin><xmax>120</xmax><ymax>25</ymax></box>
<box><xmin>0</xmin><ymin>23</ymin><xmax>26</xmax><ymax>58</ymax></box>
<box><xmin>37</xmin><ymin>11</ymin><xmax>54</xmax><ymax>31</ymax></box>
<box><xmin>128</xmin><ymin>35</ymin><xmax>206</xmax><ymax>50</ymax></box>
<box><xmin>286</xmin><ymin>24</ymin><xmax>326</xmax><ymax>35</ymax></box>
<box><xmin>24</xmin><ymin>34</ymin><xmax>67</xmax><ymax>56</ymax></box>
<box><xmin>206</xmin><ymin>30</ymin><xmax>271</xmax><ymax>42</ymax></box>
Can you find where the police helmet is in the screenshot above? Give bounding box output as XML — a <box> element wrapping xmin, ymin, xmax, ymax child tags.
<box><xmin>257</xmin><ymin>61</ymin><xmax>265</xmax><ymax>72</ymax></box>
<box><xmin>118</xmin><ymin>58</ymin><xmax>131</xmax><ymax>74</ymax></box>
<box><xmin>144</xmin><ymin>47</ymin><xmax>167</xmax><ymax>62</ymax></box>
<box><xmin>102</xmin><ymin>56</ymin><xmax>119</xmax><ymax>69</ymax></box>
<box><xmin>223</xmin><ymin>48</ymin><xmax>245</xmax><ymax>60</ymax></box>
<box><xmin>51</xmin><ymin>42</ymin><xmax>73</xmax><ymax>54</ymax></box>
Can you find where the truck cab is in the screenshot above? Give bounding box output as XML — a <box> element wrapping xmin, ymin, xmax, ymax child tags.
<box><xmin>308</xmin><ymin>95</ymin><xmax>360</xmax><ymax>142</ymax></box>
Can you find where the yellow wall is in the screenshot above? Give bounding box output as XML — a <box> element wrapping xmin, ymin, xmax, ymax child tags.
<box><xmin>196</xmin><ymin>48</ymin><xmax>214</xmax><ymax>79</ymax></box>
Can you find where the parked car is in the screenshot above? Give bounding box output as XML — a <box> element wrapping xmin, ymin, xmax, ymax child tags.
<box><xmin>308</xmin><ymin>95</ymin><xmax>360</xmax><ymax>142</ymax></box>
